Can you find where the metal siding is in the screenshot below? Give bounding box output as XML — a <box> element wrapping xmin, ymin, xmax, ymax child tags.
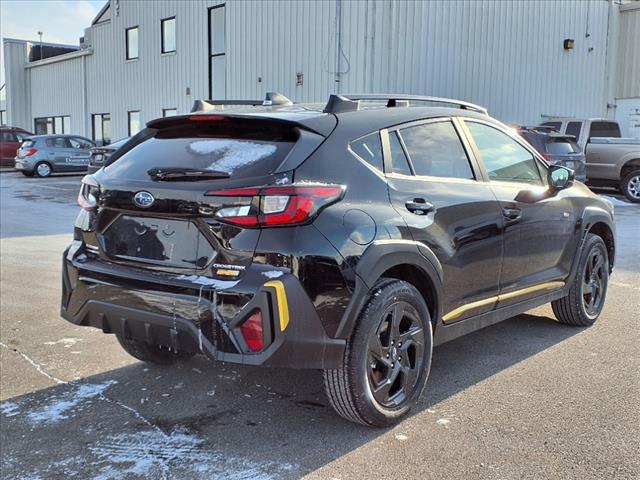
<box><xmin>5</xmin><ymin>0</ymin><xmax>626</xmax><ymax>136</ymax></box>
<box><xmin>616</xmin><ymin>4</ymin><xmax>640</xmax><ymax>100</ymax></box>
<box><xmin>29</xmin><ymin>57</ymin><xmax>84</xmax><ymax>134</ymax></box>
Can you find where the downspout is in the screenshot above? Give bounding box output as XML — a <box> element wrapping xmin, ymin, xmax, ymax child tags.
<box><xmin>603</xmin><ymin>0</ymin><xmax>619</xmax><ymax>119</ymax></box>
<box><xmin>82</xmin><ymin>54</ymin><xmax>88</xmax><ymax>137</ymax></box>
<box><xmin>334</xmin><ymin>0</ymin><xmax>342</xmax><ymax>93</ymax></box>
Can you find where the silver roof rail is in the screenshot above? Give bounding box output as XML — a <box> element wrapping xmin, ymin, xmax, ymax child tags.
<box><xmin>326</xmin><ymin>93</ymin><xmax>488</xmax><ymax>115</ymax></box>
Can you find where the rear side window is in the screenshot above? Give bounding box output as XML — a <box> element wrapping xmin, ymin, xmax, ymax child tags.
<box><xmin>466</xmin><ymin>121</ymin><xmax>542</xmax><ymax>185</ymax></box>
<box><xmin>565</xmin><ymin>121</ymin><xmax>582</xmax><ymax>140</ymax></box>
<box><xmin>545</xmin><ymin>139</ymin><xmax>580</xmax><ymax>155</ymax></box>
<box><xmin>388</xmin><ymin>131</ymin><xmax>412</xmax><ymax>175</ymax></box>
<box><xmin>106</xmin><ymin>121</ymin><xmax>296</xmax><ymax>180</ymax></box>
<box><xmin>398</xmin><ymin>121</ymin><xmax>474</xmax><ymax>179</ymax></box>
<box><xmin>45</xmin><ymin>137</ymin><xmax>71</xmax><ymax>148</ymax></box>
<box><xmin>350</xmin><ymin>132</ymin><xmax>383</xmax><ymax>171</ymax></box>
<box><xmin>589</xmin><ymin>121</ymin><xmax>621</xmax><ymax>139</ymax></box>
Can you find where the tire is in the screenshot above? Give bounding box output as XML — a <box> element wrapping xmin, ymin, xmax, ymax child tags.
<box><xmin>552</xmin><ymin>234</ymin><xmax>609</xmax><ymax>326</ymax></box>
<box><xmin>620</xmin><ymin>168</ymin><xmax>640</xmax><ymax>203</ymax></box>
<box><xmin>323</xmin><ymin>279</ymin><xmax>433</xmax><ymax>427</ymax></box>
<box><xmin>34</xmin><ymin>162</ymin><xmax>52</xmax><ymax>178</ymax></box>
<box><xmin>115</xmin><ymin>334</ymin><xmax>195</xmax><ymax>365</ymax></box>
<box><xmin>21</xmin><ymin>171</ymin><xmax>35</xmax><ymax>177</ymax></box>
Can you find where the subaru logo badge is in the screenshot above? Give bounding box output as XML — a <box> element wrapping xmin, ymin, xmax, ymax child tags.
<box><xmin>133</xmin><ymin>191</ymin><xmax>155</xmax><ymax>209</ymax></box>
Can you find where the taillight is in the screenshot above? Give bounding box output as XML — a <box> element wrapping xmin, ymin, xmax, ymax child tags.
<box><xmin>24</xmin><ymin>148</ymin><xmax>38</xmax><ymax>156</ymax></box>
<box><xmin>240</xmin><ymin>310</ymin><xmax>264</xmax><ymax>352</ymax></box>
<box><xmin>540</xmin><ymin>152</ymin><xmax>555</xmax><ymax>163</ymax></box>
<box><xmin>77</xmin><ymin>175</ymin><xmax>100</xmax><ymax>211</ymax></box>
<box><xmin>204</xmin><ymin>184</ymin><xmax>345</xmax><ymax>227</ymax></box>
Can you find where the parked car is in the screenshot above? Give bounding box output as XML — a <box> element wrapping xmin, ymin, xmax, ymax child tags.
<box><xmin>61</xmin><ymin>93</ymin><xmax>615</xmax><ymax>426</ymax></box>
<box><xmin>0</xmin><ymin>126</ymin><xmax>33</xmax><ymax>167</ymax></box>
<box><xmin>539</xmin><ymin>118</ymin><xmax>640</xmax><ymax>202</ymax></box>
<box><xmin>517</xmin><ymin>127</ymin><xmax>586</xmax><ymax>182</ymax></box>
<box><xmin>15</xmin><ymin>135</ymin><xmax>95</xmax><ymax>177</ymax></box>
<box><xmin>87</xmin><ymin>137</ymin><xmax>130</xmax><ymax>174</ymax></box>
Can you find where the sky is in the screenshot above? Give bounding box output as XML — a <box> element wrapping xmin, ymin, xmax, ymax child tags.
<box><xmin>0</xmin><ymin>0</ymin><xmax>106</xmax><ymax>85</ymax></box>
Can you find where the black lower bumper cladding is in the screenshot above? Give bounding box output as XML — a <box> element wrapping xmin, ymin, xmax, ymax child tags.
<box><xmin>61</xmin><ymin>245</ymin><xmax>345</xmax><ymax>369</ymax></box>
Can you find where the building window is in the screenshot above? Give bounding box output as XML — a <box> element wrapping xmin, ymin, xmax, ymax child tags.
<box><xmin>128</xmin><ymin>111</ymin><xmax>141</xmax><ymax>136</ymax></box>
<box><xmin>162</xmin><ymin>108</ymin><xmax>177</xmax><ymax>117</ymax></box>
<box><xmin>0</xmin><ymin>110</ymin><xmax>6</xmax><ymax>125</ymax></box>
<box><xmin>34</xmin><ymin>116</ymin><xmax>70</xmax><ymax>135</ymax></box>
<box><xmin>92</xmin><ymin>113</ymin><xmax>112</xmax><ymax>145</ymax></box>
<box><xmin>208</xmin><ymin>5</ymin><xmax>226</xmax><ymax>99</ymax></box>
<box><xmin>161</xmin><ymin>17</ymin><xmax>176</xmax><ymax>53</ymax></box>
<box><xmin>126</xmin><ymin>26</ymin><xmax>139</xmax><ymax>60</ymax></box>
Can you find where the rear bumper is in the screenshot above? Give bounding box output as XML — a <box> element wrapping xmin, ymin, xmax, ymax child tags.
<box><xmin>61</xmin><ymin>243</ymin><xmax>345</xmax><ymax>369</ymax></box>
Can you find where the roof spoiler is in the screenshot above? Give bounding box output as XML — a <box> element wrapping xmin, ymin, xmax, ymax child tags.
<box><xmin>190</xmin><ymin>92</ymin><xmax>293</xmax><ymax>112</ymax></box>
<box><xmin>323</xmin><ymin>93</ymin><xmax>488</xmax><ymax>115</ymax></box>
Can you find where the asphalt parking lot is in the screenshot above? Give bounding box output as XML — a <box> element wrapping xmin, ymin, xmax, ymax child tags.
<box><xmin>1</xmin><ymin>171</ymin><xmax>638</xmax><ymax>480</ymax></box>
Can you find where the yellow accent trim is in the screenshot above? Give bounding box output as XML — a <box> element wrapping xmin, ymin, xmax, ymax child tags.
<box><xmin>264</xmin><ymin>280</ymin><xmax>290</xmax><ymax>331</ymax></box>
<box><xmin>442</xmin><ymin>281</ymin><xmax>565</xmax><ymax>324</ymax></box>
<box><xmin>215</xmin><ymin>269</ymin><xmax>240</xmax><ymax>277</ymax></box>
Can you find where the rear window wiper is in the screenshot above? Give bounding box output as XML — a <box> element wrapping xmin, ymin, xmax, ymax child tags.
<box><xmin>148</xmin><ymin>167</ymin><xmax>230</xmax><ymax>181</ymax></box>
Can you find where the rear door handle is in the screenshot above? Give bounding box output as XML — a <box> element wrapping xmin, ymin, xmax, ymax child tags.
<box><xmin>502</xmin><ymin>207</ymin><xmax>522</xmax><ymax>223</ymax></box>
<box><xmin>405</xmin><ymin>198</ymin><xmax>435</xmax><ymax>215</ymax></box>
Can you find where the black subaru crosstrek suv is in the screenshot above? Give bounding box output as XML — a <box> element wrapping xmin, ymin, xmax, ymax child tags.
<box><xmin>61</xmin><ymin>93</ymin><xmax>615</xmax><ymax>426</ymax></box>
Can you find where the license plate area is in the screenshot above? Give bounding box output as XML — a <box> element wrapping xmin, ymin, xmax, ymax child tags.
<box><xmin>100</xmin><ymin>215</ymin><xmax>213</xmax><ymax>269</ymax></box>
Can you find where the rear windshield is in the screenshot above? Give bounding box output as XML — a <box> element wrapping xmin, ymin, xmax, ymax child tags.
<box><xmin>589</xmin><ymin>121</ymin><xmax>621</xmax><ymax>139</ymax></box>
<box><xmin>105</xmin><ymin>122</ymin><xmax>297</xmax><ymax>180</ymax></box>
<box><xmin>21</xmin><ymin>140</ymin><xmax>35</xmax><ymax>148</ymax></box>
<box><xmin>545</xmin><ymin>138</ymin><xmax>580</xmax><ymax>155</ymax></box>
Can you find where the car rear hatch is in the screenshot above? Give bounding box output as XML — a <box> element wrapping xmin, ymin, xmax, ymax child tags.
<box><xmin>543</xmin><ymin>136</ymin><xmax>584</xmax><ymax>171</ymax></box>
<box><xmin>16</xmin><ymin>139</ymin><xmax>36</xmax><ymax>159</ymax></box>
<box><xmin>85</xmin><ymin>112</ymin><xmax>333</xmax><ymax>279</ymax></box>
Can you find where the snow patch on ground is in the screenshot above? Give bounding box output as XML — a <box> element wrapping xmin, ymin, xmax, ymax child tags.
<box><xmin>188</xmin><ymin>139</ymin><xmax>277</xmax><ymax>172</ymax></box>
<box><xmin>599</xmin><ymin>195</ymin><xmax>632</xmax><ymax>207</ymax></box>
<box><xmin>262</xmin><ymin>270</ymin><xmax>284</xmax><ymax>279</ymax></box>
<box><xmin>436</xmin><ymin>418</ymin><xmax>451</xmax><ymax>426</ymax></box>
<box><xmin>44</xmin><ymin>337</ymin><xmax>81</xmax><ymax>347</ymax></box>
<box><xmin>27</xmin><ymin>381</ymin><xmax>117</xmax><ymax>424</ymax></box>
<box><xmin>0</xmin><ymin>401</ymin><xmax>20</xmax><ymax>417</ymax></box>
<box><xmin>89</xmin><ymin>429</ymin><xmax>296</xmax><ymax>480</ymax></box>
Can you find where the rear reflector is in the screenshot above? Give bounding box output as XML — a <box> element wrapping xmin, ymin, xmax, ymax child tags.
<box><xmin>240</xmin><ymin>310</ymin><xmax>264</xmax><ymax>352</ymax></box>
<box><xmin>205</xmin><ymin>184</ymin><xmax>345</xmax><ymax>228</ymax></box>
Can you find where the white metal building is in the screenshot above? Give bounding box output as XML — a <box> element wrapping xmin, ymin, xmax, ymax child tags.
<box><xmin>2</xmin><ymin>0</ymin><xmax>639</xmax><ymax>143</ymax></box>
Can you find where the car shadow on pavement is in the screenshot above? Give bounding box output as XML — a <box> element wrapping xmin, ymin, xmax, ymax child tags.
<box><xmin>0</xmin><ymin>312</ymin><xmax>582</xmax><ymax>479</ymax></box>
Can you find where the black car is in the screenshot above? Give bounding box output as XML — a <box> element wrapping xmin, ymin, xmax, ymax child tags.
<box><xmin>517</xmin><ymin>127</ymin><xmax>587</xmax><ymax>182</ymax></box>
<box><xmin>61</xmin><ymin>93</ymin><xmax>615</xmax><ymax>426</ymax></box>
<box><xmin>87</xmin><ymin>137</ymin><xmax>130</xmax><ymax>174</ymax></box>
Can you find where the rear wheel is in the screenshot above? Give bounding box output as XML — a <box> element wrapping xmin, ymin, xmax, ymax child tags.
<box><xmin>116</xmin><ymin>334</ymin><xmax>195</xmax><ymax>365</ymax></box>
<box><xmin>324</xmin><ymin>279</ymin><xmax>433</xmax><ymax>426</ymax></box>
<box><xmin>552</xmin><ymin>234</ymin><xmax>609</xmax><ymax>326</ymax></box>
<box><xmin>34</xmin><ymin>162</ymin><xmax>52</xmax><ymax>178</ymax></box>
<box><xmin>620</xmin><ymin>169</ymin><xmax>640</xmax><ymax>203</ymax></box>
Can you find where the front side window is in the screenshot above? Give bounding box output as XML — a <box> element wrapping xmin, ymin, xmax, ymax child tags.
<box><xmin>45</xmin><ymin>137</ymin><xmax>71</xmax><ymax>149</ymax></box>
<box><xmin>128</xmin><ymin>111</ymin><xmax>141</xmax><ymax>136</ymax></box>
<box><xmin>69</xmin><ymin>137</ymin><xmax>94</xmax><ymax>149</ymax></box>
<box><xmin>350</xmin><ymin>132</ymin><xmax>383</xmax><ymax>171</ymax></box>
<box><xmin>466</xmin><ymin>121</ymin><xmax>542</xmax><ymax>185</ymax></box>
<box><xmin>398</xmin><ymin>121</ymin><xmax>474</xmax><ymax>179</ymax></box>
<box><xmin>126</xmin><ymin>26</ymin><xmax>139</xmax><ymax>60</ymax></box>
<box><xmin>161</xmin><ymin>17</ymin><xmax>176</xmax><ymax>53</ymax></box>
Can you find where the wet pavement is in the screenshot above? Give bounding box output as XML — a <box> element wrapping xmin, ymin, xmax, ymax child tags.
<box><xmin>0</xmin><ymin>171</ymin><xmax>638</xmax><ymax>479</ymax></box>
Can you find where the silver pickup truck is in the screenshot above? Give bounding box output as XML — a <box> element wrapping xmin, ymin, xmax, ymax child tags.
<box><xmin>539</xmin><ymin>118</ymin><xmax>640</xmax><ymax>203</ymax></box>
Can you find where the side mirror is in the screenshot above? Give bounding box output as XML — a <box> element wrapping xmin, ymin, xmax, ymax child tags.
<box><xmin>548</xmin><ymin>165</ymin><xmax>574</xmax><ymax>191</ymax></box>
